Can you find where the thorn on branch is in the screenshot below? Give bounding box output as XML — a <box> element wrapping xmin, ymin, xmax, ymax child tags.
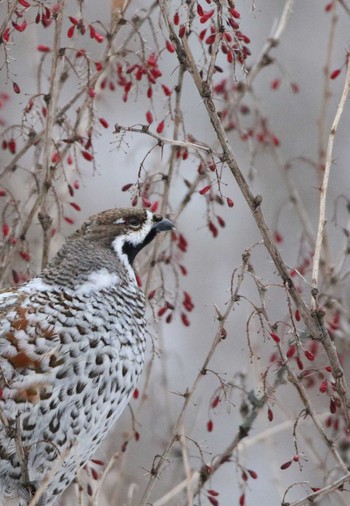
<box><xmin>43</xmin><ymin>180</ymin><xmax>51</xmax><ymax>192</ymax></box>
<box><xmin>238</xmin><ymin>423</ymin><xmax>249</xmax><ymax>439</ymax></box>
<box><xmin>267</xmin><ymin>37</ymin><xmax>279</xmax><ymax>48</ymax></box>
<box><xmin>199</xmin><ymin>464</ymin><xmax>212</xmax><ymax>484</ymax></box>
<box><xmin>201</xmin><ymin>82</ymin><xmax>211</xmax><ymax>98</ymax></box>
<box><xmin>253</xmin><ymin>194</ymin><xmax>262</xmax><ymax>209</ymax></box>
<box><xmin>311</xmin><ymin>288</ymin><xmax>318</xmax><ymax>299</ymax></box>
<box><xmin>283</xmin><ymin>277</ymin><xmax>294</xmax><ymax>290</ymax></box>
<box><xmin>242</xmin><ymin>250</ymin><xmax>251</xmax><ymax>263</ymax></box>
<box><xmin>220</xmin><ymin>327</ymin><xmax>227</xmax><ymax>339</ymax></box>
<box><xmin>260</xmin><ymin>54</ymin><xmax>275</xmax><ymax>68</ymax></box>
<box><xmin>38</xmin><ymin>212</ymin><xmax>53</xmax><ymax>231</ymax></box>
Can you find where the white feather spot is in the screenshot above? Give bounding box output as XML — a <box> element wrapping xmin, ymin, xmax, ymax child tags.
<box><xmin>75</xmin><ymin>269</ymin><xmax>119</xmax><ymax>295</ymax></box>
<box><xmin>22</xmin><ymin>277</ymin><xmax>54</xmax><ymax>292</ymax></box>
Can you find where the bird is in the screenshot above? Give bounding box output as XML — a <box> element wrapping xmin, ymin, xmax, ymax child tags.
<box><xmin>0</xmin><ymin>207</ymin><xmax>174</xmax><ymax>505</ymax></box>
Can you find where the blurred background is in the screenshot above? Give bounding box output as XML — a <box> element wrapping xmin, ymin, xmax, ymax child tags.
<box><xmin>1</xmin><ymin>1</ymin><xmax>350</xmax><ymax>504</ymax></box>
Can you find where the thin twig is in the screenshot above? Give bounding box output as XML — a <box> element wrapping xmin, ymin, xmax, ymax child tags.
<box><xmin>114</xmin><ymin>124</ymin><xmax>213</xmax><ymax>155</ymax></box>
<box><xmin>92</xmin><ymin>450</ymin><xmax>121</xmax><ymax>504</ymax></box>
<box><xmin>179</xmin><ymin>423</ymin><xmax>193</xmax><ymax>506</ymax></box>
<box><xmin>286</xmin><ymin>471</ymin><xmax>350</xmax><ymax>506</ymax></box>
<box><xmin>336</xmin><ymin>0</ymin><xmax>350</xmax><ymax>16</ymax></box>
<box><xmin>38</xmin><ymin>0</ymin><xmax>66</xmax><ymax>268</ymax></box>
<box><xmin>138</xmin><ymin>252</ymin><xmax>250</xmax><ymax>506</ymax></box>
<box><xmin>246</xmin><ymin>0</ymin><xmax>294</xmax><ymax>89</ymax></box>
<box><xmin>29</xmin><ymin>447</ymin><xmax>72</xmax><ymax>506</ymax></box>
<box><xmin>311</xmin><ymin>53</ymin><xmax>350</xmax><ymax>300</ymax></box>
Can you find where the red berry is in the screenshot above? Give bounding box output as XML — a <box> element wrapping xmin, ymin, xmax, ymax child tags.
<box><xmin>146</xmin><ymin>111</ymin><xmax>153</xmax><ymax>124</ymax></box>
<box><xmin>67</xmin><ymin>25</ymin><xmax>75</xmax><ymax>38</ymax></box>
<box><xmin>199</xmin><ymin>185</ymin><xmax>211</xmax><ymax>195</ymax></box>
<box><xmin>81</xmin><ymin>150</ymin><xmax>93</xmax><ymax>161</ymax></box>
<box><xmin>94</xmin><ymin>32</ymin><xmax>104</xmax><ymax>43</ymax></box>
<box><xmin>99</xmin><ymin>117</ymin><xmax>109</xmax><ymax>128</ymax></box>
<box><xmin>286</xmin><ymin>344</ymin><xmax>296</xmax><ymax>359</ymax></box>
<box><xmin>13</xmin><ymin>82</ymin><xmax>21</xmax><ymax>94</ymax></box>
<box><xmin>158</xmin><ymin>306</ymin><xmax>168</xmax><ymax>317</ymax></box>
<box><xmin>12</xmin><ymin>21</ymin><xmax>27</xmax><ymax>32</ymax></box>
<box><xmin>122</xmin><ymin>183</ymin><xmax>133</xmax><ymax>192</ymax></box>
<box><xmin>162</xmin><ymin>84</ymin><xmax>172</xmax><ymax>96</ymax></box>
<box><xmin>229</xmin><ymin>7</ymin><xmax>241</xmax><ymax>18</ymax></box>
<box><xmin>8</xmin><ymin>139</ymin><xmax>16</xmax><ymax>154</ymax></box>
<box><xmin>319</xmin><ymin>379</ymin><xmax>327</xmax><ymax>393</ymax></box>
<box><xmin>330</xmin><ymin>398</ymin><xmax>336</xmax><ymax>414</ymax></box>
<box><xmin>166</xmin><ymin>40</ymin><xmax>175</xmax><ymax>53</ymax></box>
<box><xmin>200</xmin><ymin>10</ymin><xmax>214</xmax><ymax>23</ymax></box>
<box><xmin>181</xmin><ymin>313</ymin><xmax>190</xmax><ymax>326</ymax></box>
<box><xmin>270</xmin><ymin>332</ymin><xmax>280</xmax><ymax>344</ymax></box>
<box><xmin>37</xmin><ymin>44</ymin><xmax>51</xmax><ymax>52</ymax></box>
<box><xmin>2</xmin><ymin>223</ymin><xmax>9</xmax><ymax>237</ymax></box>
<box><xmin>271</xmin><ymin>78</ymin><xmax>280</xmax><ymax>90</ymax></box>
<box><xmin>280</xmin><ymin>460</ymin><xmax>292</xmax><ymax>470</ymax></box>
<box><xmin>296</xmin><ymin>356</ymin><xmax>304</xmax><ymax>370</ymax></box>
<box><xmin>70</xmin><ymin>202</ymin><xmax>81</xmax><ymax>211</ymax></box>
<box><xmin>304</xmin><ymin>350</ymin><xmax>315</xmax><ymax>361</ymax></box>
<box><xmin>274</xmin><ymin>231</ymin><xmax>283</xmax><ymax>243</ymax></box>
<box><xmin>156</xmin><ymin>120</ymin><xmax>165</xmax><ymax>134</ymax></box>
<box><xmin>179</xmin><ymin>25</ymin><xmax>186</xmax><ymax>38</ymax></box>
<box><xmin>330</xmin><ymin>69</ymin><xmax>341</xmax><ymax>80</ymax></box>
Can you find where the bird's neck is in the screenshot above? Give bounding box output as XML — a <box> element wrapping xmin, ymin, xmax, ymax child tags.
<box><xmin>30</xmin><ymin>238</ymin><xmax>136</xmax><ymax>292</ymax></box>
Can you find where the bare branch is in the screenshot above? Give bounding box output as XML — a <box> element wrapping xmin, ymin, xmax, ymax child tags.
<box><xmin>312</xmin><ymin>53</ymin><xmax>350</xmax><ymax>298</ymax></box>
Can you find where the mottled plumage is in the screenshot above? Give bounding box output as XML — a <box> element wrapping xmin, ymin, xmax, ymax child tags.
<box><xmin>0</xmin><ymin>208</ymin><xmax>173</xmax><ymax>505</ymax></box>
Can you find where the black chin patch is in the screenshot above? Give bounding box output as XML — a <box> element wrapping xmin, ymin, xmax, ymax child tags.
<box><xmin>122</xmin><ymin>228</ymin><xmax>158</xmax><ymax>265</ymax></box>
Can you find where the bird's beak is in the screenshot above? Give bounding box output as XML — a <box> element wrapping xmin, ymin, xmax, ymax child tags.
<box><xmin>152</xmin><ymin>217</ymin><xmax>175</xmax><ymax>233</ymax></box>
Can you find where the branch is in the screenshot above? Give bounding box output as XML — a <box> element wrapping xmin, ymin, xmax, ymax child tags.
<box><xmin>311</xmin><ymin>52</ymin><xmax>350</xmax><ymax>299</ymax></box>
<box><xmin>286</xmin><ymin>471</ymin><xmax>350</xmax><ymax>506</ymax></box>
<box><xmin>39</xmin><ymin>0</ymin><xmax>66</xmax><ymax>268</ymax></box>
<box><xmin>336</xmin><ymin>0</ymin><xmax>350</xmax><ymax>16</ymax></box>
<box><xmin>158</xmin><ymin>0</ymin><xmax>350</xmax><ymax>429</ymax></box>
<box><xmin>138</xmin><ymin>252</ymin><xmax>250</xmax><ymax>506</ymax></box>
<box><xmin>246</xmin><ymin>0</ymin><xmax>295</xmax><ymax>89</ymax></box>
<box><xmin>114</xmin><ymin>124</ymin><xmax>214</xmax><ymax>154</ymax></box>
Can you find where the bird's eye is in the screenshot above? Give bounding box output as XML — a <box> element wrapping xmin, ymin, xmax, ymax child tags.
<box><xmin>127</xmin><ymin>216</ymin><xmax>141</xmax><ymax>229</ymax></box>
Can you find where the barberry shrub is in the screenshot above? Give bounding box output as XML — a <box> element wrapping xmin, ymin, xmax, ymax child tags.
<box><xmin>1</xmin><ymin>0</ymin><xmax>350</xmax><ymax>505</ymax></box>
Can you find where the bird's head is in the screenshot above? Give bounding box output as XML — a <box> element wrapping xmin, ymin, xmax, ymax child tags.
<box><xmin>72</xmin><ymin>208</ymin><xmax>174</xmax><ymax>266</ymax></box>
